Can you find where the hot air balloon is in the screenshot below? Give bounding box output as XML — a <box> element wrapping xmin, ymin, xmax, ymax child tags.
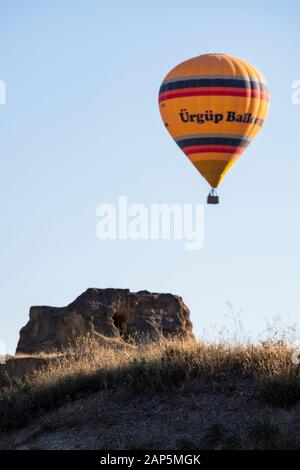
<box><xmin>158</xmin><ymin>53</ymin><xmax>270</xmax><ymax>204</ymax></box>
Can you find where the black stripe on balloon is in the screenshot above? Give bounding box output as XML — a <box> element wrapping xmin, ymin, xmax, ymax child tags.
<box><xmin>159</xmin><ymin>78</ymin><xmax>268</xmax><ymax>94</ymax></box>
<box><xmin>176</xmin><ymin>137</ymin><xmax>250</xmax><ymax>148</ymax></box>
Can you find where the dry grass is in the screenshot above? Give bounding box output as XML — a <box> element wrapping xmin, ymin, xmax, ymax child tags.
<box><xmin>0</xmin><ymin>334</ymin><xmax>300</xmax><ymax>431</ymax></box>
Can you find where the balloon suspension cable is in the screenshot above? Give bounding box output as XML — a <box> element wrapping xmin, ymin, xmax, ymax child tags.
<box><xmin>207</xmin><ymin>188</ymin><xmax>219</xmax><ymax>205</ymax></box>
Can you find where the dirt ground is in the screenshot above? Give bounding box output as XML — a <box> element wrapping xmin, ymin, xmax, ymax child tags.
<box><xmin>1</xmin><ymin>376</ymin><xmax>299</xmax><ymax>450</ymax></box>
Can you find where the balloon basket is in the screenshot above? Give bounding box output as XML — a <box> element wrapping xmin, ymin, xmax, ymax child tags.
<box><xmin>207</xmin><ymin>189</ymin><xmax>219</xmax><ymax>205</ymax></box>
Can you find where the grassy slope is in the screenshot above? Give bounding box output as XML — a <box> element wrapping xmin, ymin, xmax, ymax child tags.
<box><xmin>0</xmin><ymin>336</ymin><xmax>300</xmax><ymax>449</ymax></box>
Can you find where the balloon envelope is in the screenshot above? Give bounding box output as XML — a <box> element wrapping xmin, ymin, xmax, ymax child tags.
<box><xmin>159</xmin><ymin>53</ymin><xmax>270</xmax><ymax>188</ymax></box>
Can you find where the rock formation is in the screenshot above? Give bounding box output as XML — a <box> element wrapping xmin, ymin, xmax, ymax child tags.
<box><xmin>16</xmin><ymin>288</ymin><xmax>194</xmax><ymax>354</ymax></box>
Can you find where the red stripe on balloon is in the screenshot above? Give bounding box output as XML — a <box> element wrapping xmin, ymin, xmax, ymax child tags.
<box><xmin>159</xmin><ymin>87</ymin><xmax>269</xmax><ymax>102</ymax></box>
<box><xmin>183</xmin><ymin>145</ymin><xmax>245</xmax><ymax>155</ymax></box>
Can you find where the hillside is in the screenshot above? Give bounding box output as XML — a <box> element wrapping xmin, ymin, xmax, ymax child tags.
<box><xmin>0</xmin><ymin>337</ymin><xmax>300</xmax><ymax>450</ymax></box>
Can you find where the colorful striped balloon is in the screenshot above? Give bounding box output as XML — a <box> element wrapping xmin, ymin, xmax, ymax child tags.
<box><xmin>159</xmin><ymin>53</ymin><xmax>270</xmax><ymax>197</ymax></box>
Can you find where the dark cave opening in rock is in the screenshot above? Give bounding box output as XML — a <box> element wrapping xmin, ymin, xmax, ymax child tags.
<box><xmin>112</xmin><ymin>309</ymin><xmax>130</xmax><ymax>340</ymax></box>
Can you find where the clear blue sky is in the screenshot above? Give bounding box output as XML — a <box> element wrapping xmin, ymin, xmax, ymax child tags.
<box><xmin>0</xmin><ymin>1</ymin><xmax>299</xmax><ymax>353</ymax></box>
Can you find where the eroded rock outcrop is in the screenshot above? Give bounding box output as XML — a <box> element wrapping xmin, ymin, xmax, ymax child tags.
<box><xmin>16</xmin><ymin>288</ymin><xmax>194</xmax><ymax>354</ymax></box>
